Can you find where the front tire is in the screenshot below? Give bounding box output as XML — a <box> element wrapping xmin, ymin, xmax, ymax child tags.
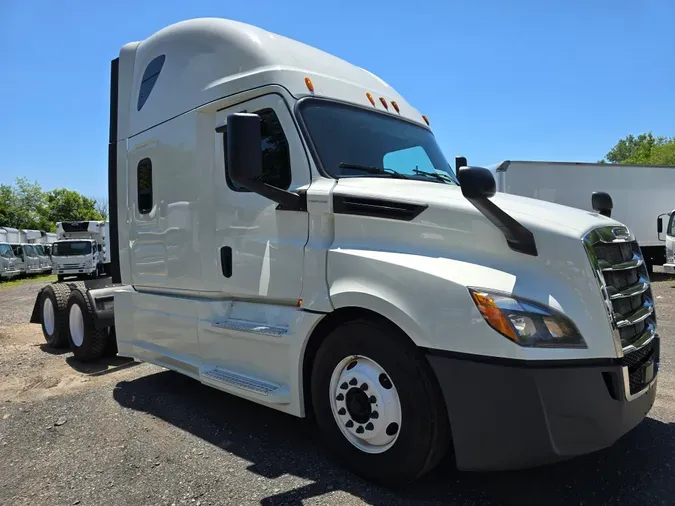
<box><xmin>40</xmin><ymin>284</ymin><xmax>71</xmax><ymax>348</ymax></box>
<box><xmin>311</xmin><ymin>319</ymin><xmax>451</xmax><ymax>485</ymax></box>
<box><xmin>66</xmin><ymin>288</ymin><xmax>107</xmax><ymax>362</ymax></box>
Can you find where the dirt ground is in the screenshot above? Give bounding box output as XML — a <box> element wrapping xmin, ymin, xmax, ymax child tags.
<box><xmin>1</xmin><ymin>273</ymin><xmax>674</xmax><ymax>506</ymax></box>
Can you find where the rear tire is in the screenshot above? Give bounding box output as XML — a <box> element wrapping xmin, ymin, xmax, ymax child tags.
<box><xmin>311</xmin><ymin>318</ymin><xmax>451</xmax><ymax>486</ymax></box>
<box><xmin>66</xmin><ymin>288</ymin><xmax>107</xmax><ymax>362</ymax></box>
<box><xmin>40</xmin><ymin>284</ymin><xmax>71</xmax><ymax>349</ymax></box>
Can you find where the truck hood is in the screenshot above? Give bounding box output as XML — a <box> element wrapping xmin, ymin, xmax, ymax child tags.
<box><xmin>333</xmin><ymin>178</ymin><xmax>625</xmax><ymax>239</ymax></box>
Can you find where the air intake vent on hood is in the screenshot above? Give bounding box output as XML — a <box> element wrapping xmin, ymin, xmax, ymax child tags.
<box><xmin>333</xmin><ymin>196</ymin><xmax>427</xmax><ymax>221</ymax></box>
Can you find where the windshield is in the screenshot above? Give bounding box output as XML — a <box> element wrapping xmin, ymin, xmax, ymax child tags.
<box><xmin>23</xmin><ymin>245</ymin><xmax>37</xmax><ymax>257</ymax></box>
<box><xmin>34</xmin><ymin>245</ymin><xmax>46</xmax><ymax>255</ymax></box>
<box><xmin>52</xmin><ymin>241</ymin><xmax>92</xmax><ymax>256</ymax></box>
<box><xmin>0</xmin><ymin>244</ymin><xmax>13</xmax><ymax>259</ymax></box>
<box><xmin>298</xmin><ymin>99</ymin><xmax>458</xmax><ymax>184</ymax></box>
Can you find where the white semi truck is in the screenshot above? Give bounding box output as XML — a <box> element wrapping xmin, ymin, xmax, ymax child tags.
<box><xmin>30</xmin><ymin>18</ymin><xmax>659</xmax><ymax>484</ymax></box>
<box><xmin>491</xmin><ymin>160</ymin><xmax>675</xmax><ymax>274</ymax></box>
<box><xmin>51</xmin><ymin>221</ymin><xmax>110</xmax><ymax>281</ymax></box>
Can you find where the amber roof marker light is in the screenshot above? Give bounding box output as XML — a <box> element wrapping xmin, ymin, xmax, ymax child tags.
<box><xmin>366</xmin><ymin>92</ymin><xmax>376</xmax><ymax>106</ymax></box>
<box><xmin>305</xmin><ymin>77</ymin><xmax>315</xmax><ymax>93</ymax></box>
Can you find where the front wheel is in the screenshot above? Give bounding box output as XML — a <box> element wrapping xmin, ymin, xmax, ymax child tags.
<box><xmin>311</xmin><ymin>319</ymin><xmax>451</xmax><ymax>485</ymax></box>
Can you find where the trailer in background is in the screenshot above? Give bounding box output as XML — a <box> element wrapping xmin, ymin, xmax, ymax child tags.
<box><xmin>492</xmin><ymin>160</ymin><xmax>675</xmax><ymax>273</ymax></box>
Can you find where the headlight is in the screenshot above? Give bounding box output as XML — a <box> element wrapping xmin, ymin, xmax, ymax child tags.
<box><xmin>468</xmin><ymin>288</ymin><xmax>587</xmax><ymax>349</ymax></box>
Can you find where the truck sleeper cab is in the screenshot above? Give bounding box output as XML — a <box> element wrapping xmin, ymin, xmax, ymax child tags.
<box><xmin>31</xmin><ymin>18</ymin><xmax>659</xmax><ymax>485</ymax></box>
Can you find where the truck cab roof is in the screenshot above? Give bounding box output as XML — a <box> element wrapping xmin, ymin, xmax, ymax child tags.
<box><xmin>118</xmin><ymin>17</ymin><xmax>427</xmax><ymax>140</ymax></box>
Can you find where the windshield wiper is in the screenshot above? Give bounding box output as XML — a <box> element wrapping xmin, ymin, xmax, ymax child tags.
<box><xmin>412</xmin><ymin>168</ymin><xmax>457</xmax><ymax>184</ymax></box>
<box><xmin>338</xmin><ymin>162</ymin><xmax>409</xmax><ymax>179</ymax></box>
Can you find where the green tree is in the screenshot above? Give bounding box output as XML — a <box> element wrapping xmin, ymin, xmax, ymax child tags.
<box><xmin>602</xmin><ymin>132</ymin><xmax>675</xmax><ymax>165</ymax></box>
<box><xmin>44</xmin><ymin>188</ymin><xmax>104</xmax><ymax>228</ymax></box>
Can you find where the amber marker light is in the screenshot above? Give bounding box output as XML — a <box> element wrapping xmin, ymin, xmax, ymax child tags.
<box><xmin>366</xmin><ymin>92</ymin><xmax>376</xmax><ymax>106</ymax></box>
<box><xmin>305</xmin><ymin>77</ymin><xmax>315</xmax><ymax>92</ymax></box>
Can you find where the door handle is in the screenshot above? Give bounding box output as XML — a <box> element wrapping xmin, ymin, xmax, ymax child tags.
<box><xmin>220</xmin><ymin>246</ymin><xmax>232</xmax><ymax>278</ymax></box>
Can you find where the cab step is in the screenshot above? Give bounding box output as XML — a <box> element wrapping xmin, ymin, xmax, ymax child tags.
<box><xmin>200</xmin><ymin>367</ymin><xmax>290</xmax><ymax>404</ymax></box>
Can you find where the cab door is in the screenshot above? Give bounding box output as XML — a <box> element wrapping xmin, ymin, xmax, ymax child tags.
<box><xmin>666</xmin><ymin>212</ymin><xmax>675</xmax><ymax>267</ymax></box>
<box><xmin>198</xmin><ymin>92</ymin><xmax>311</xmax><ymax>383</ymax></box>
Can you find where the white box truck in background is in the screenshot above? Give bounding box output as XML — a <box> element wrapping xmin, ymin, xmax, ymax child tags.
<box><xmin>29</xmin><ymin>18</ymin><xmax>660</xmax><ymax>485</ymax></box>
<box><xmin>492</xmin><ymin>160</ymin><xmax>675</xmax><ymax>274</ymax></box>
<box><xmin>660</xmin><ymin>210</ymin><xmax>675</xmax><ymax>274</ymax></box>
<box><xmin>0</xmin><ymin>227</ymin><xmax>21</xmax><ymax>281</ymax></box>
<box><xmin>52</xmin><ymin>221</ymin><xmax>110</xmax><ymax>281</ymax></box>
<box><xmin>20</xmin><ymin>229</ymin><xmax>53</xmax><ymax>273</ymax></box>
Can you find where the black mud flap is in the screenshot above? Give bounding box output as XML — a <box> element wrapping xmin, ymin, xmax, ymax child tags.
<box><xmin>30</xmin><ymin>287</ymin><xmax>46</xmax><ymax>324</ymax></box>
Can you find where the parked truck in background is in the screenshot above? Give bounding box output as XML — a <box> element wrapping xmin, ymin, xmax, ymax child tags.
<box><xmin>51</xmin><ymin>221</ymin><xmax>110</xmax><ymax>281</ymax></box>
<box><xmin>491</xmin><ymin>160</ymin><xmax>675</xmax><ymax>274</ymax></box>
<box><xmin>20</xmin><ymin>229</ymin><xmax>53</xmax><ymax>273</ymax></box>
<box><xmin>0</xmin><ymin>227</ymin><xmax>21</xmax><ymax>281</ymax></box>
<box><xmin>29</xmin><ymin>18</ymin><xmax>659</xmax><ymax>485</ymax></box>
<box><xmin>660</xmin><ymin>210</ymin><xmax>675</xmax><ymax>274</ymax></box>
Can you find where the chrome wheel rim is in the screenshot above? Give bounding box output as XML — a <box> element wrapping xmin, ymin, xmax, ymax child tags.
<box><xmin>329</xmin><ymin>355</ymin><xmax>402</xmax><ymax>454</ymax></box>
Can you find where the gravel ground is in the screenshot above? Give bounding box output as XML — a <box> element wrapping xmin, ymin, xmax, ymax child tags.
<box><xmin>1</xmin><ymin>274</ymin><xmax>674</xmax><ymax>506</ymax></box>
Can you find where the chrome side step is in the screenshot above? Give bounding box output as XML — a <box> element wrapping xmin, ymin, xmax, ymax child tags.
<box><xmin>201</xmin><ymin>367</ymin><xmax>290</xmax><ymax>404</ymax></box>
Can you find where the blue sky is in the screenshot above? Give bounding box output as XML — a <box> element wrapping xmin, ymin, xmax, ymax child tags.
<box><xmin>1</xmin><ymin>0</ymin><xmax>673</xmax><ymax>198</ymax></box>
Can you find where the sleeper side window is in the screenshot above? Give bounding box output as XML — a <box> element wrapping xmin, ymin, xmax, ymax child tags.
<box><xmin>137</xmin><ymin>158</ymin><xmax>153</xmax><ymax>214</ymax></box>
<box><xmin>137</xmin><ymin>55</ymin><xmax>166</xmax><ymax>111</ymax></box>
<box><xmin>222</xmin><ymin>108</ymin><xmax>292</xmax><ymax>192</ymax></box>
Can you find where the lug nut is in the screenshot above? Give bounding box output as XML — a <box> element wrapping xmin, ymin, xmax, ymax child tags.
<box><xmin>336</xmin><ymin>393</ymin><xmax>344</xmax><ymax>401</ymax></box>
<box><xmin>349</xmin><ymin>377</ymin><xmax>358</xmax><ymax>386</ymax></box>
<box><xmin>338</xmin><ymin>408</ymin><xmax>346</xmax><ymax>416</ymax></box>
<box><xmin>369</xmin><ymin>395</ymin><xmax>376</xmax><ymax>404</ymax></box>
<box><xmin>346</xmin><ymin>420</ymin><xmax>354</xmax><ymax>428</ymax></box>
<box><xmin>365</xmin><ymin>422</ymin><xmax>374</xmax><ymax>431</ymax></box>
<box><xmin>340</xmin><ymin>382</ymin><xmax>348</xmax><ymax>390</ymax></box>
<box><xmin>360</xmin><ymin>383</ymin><xmax>368</xmax><ymax>391</ymax></box>
<box><xmin>370</xmin><ymin>411</ymin><xmax>379</xmax><ymax>419</ymax></box>
<box><xmin>356</xmin><ymin>426</ymin><xmax>365</xmax><ymax>434</ymax></box>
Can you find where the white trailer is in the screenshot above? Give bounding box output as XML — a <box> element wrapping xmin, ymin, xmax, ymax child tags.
<box><xmin>51</xmin><ymin>221</ymin><xmax>110</xmax><ymax>281</ymax></box>
<box><xmin>492</xmin><ymin>160</ymin><xmax>675</xmax><ymax>273</ymax></box>
<box><xmin>30</xmin><ymin>18</ymin><xmax>659</xmax><ymax>485</ymax></box>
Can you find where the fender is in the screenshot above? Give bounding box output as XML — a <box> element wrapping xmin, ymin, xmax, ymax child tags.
<box><xmin>326</xmin><ymin>247</ymin><xmax>616</xmax><ymax>360</ymax></box>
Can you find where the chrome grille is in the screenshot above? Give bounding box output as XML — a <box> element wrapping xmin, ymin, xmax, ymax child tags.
<box><xmin>584</xmin><ymin>226</ymin><xmax>657</xmax><ymax>354</ymax></box>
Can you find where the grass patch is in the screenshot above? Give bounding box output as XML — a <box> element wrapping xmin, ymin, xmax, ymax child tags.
<box><xmin>0</xmin><ymin>273</ymin><xmax>57</xmax><ymax>289</ymax></box>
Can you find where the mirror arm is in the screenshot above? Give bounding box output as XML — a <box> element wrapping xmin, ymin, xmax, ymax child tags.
<box><xmin>466</xmin><ymin>196</ymin><xmax>538</xmax><ymax>256</ymax></box>
<box><xmin>239</xmin><ymin>179</ymin><xmax>306</xmax><ymax>211</ymax></box>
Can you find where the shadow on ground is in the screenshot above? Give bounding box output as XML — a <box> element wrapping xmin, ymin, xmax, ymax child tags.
<box><xmin>113</xmin><ymin>370</ymin><xmax>675</xmax><ymax>505</ymax></box>
<box><xmin>38</xmin><ymin>343</ymin><xmax>70</xmax><ymax>355</ymax></box>
<box><xmin>66</xmin><ymin>355</ymin><xmax>138</xmax><ymax>376</ymax></box>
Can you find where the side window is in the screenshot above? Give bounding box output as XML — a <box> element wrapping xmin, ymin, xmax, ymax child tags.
<box><xmin>137</xmin><ymin>158</ymin><xmax>153</xmax><ymax>214</ymax></box>
<box><xmin>137</xmin><ymin>55</ymin><xmax>166</xmax><ymax>111</ymax></box>
<box><xmin>668</xmin><ymin>213</ymin><xmax>675</xmax><ymax>236</ymax></box>
<box><xmin>384</xmin><ymin>145</ymin><xmax>435</xmax><ymax>174</ymax></box>
<box><xmin>223</xmin><ymin>108</ymin><xmax>292</xmax><ymax>192</ymax></box>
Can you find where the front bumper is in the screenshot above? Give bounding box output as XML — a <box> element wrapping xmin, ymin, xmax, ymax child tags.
<box><xmin>664</xmin><ymin>263</ymin><xmax>675</xmax><ymax>274</ymax></box>
<box><xmin>427</xmin><ymin>337</ymin><xmax>659</xmax><ymax>471</ymax></box>
<box><xmin>1</xmin><ymin>268</ymin><xmax>21</xmax><ymax>280</ymax></box>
